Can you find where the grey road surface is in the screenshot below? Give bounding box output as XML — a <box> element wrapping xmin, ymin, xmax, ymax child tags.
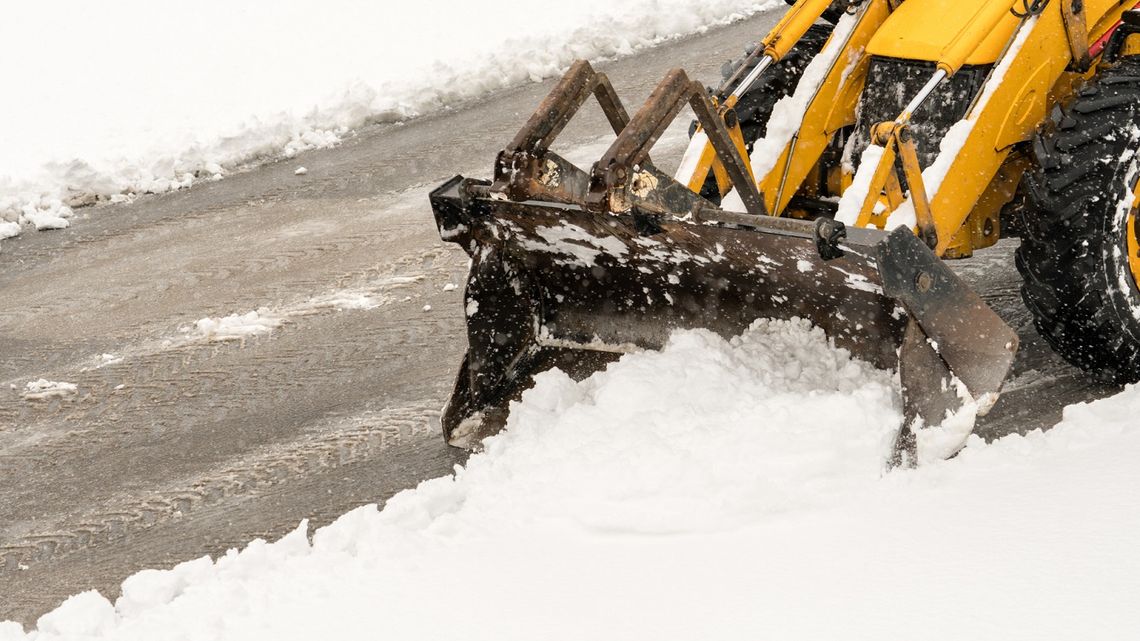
<box><xmin>0</xmin><ymin>9</ymin><xmax>1116</xmax><ymax>625</ymax></box>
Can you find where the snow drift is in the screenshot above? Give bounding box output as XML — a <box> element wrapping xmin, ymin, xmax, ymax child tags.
<box><xmin>4</xmin><ymin>318</ymin><xmax>1138</xmax><ymax>640</ymax></box>
<box><xmin>0</xmin><ymin>0</ymin><xmax>778</xmax><ymax>245</ymax></box>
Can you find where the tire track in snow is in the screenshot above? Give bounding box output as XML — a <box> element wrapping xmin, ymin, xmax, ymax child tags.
<box><xmin>0</xmin><ymin>399</ymin><xmax>445</xmax><ymax>576</ymax></box>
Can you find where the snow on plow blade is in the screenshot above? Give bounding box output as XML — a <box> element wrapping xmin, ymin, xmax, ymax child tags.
<box><xmin>429</xmin><ymin>61</ymin><xmax>1017</xmax><ymax>457</ymax></box>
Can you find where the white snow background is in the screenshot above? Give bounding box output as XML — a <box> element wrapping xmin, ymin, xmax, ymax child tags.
<box><xmin>0</xmin><ymin>0</ymin><xmax>778</xmax><ymax>242</ymax></box>
<box><xmin>3</xmin><ymin>319</ymin><xmax>1139</xmax><ymax>639</ymax></box>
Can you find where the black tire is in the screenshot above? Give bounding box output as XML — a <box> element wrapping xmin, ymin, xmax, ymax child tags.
<box><xmin>1016</xmin><ymin>57</ymin><xmax>1140</xmax><ymax>383</ymax></box>
<box><xmin>694</xmin><ymin>23</ymin><xmax>832</xmax><ymax>202</ymax></box>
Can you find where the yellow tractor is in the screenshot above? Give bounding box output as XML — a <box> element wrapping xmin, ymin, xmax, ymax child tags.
<box><xmin>430</xmin><ymin>0</ymin><xmax>1140</xmax><ymax>460</ymax></box>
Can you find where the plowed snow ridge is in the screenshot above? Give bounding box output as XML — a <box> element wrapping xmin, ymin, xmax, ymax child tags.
<box><xmin>5</xmin><ymin>318</ymin><xmax>1138</xmax><ymax>640</ymax></box>
<box><xmin>0</xmin><ymin>0</ymin><xmax>778</xmax><ymax>243</ymax></box>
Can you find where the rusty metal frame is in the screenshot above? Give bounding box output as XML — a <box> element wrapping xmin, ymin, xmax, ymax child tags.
<box><xmin>490</xmin><ymin>60</ymin><xmax>635</xmax><ymax>204</ymax></box>
<box><xmin>586</xmin><ymin>68</ymin><xmax>766</xmax><ymax>216</ymax></box>
<box><xmin>488</xmin><ymin>62</ymin><xmax>767</xmax><ymax>219</ymax></box>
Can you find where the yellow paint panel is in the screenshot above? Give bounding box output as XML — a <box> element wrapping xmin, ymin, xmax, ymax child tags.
<box><xmin>866</xmin><ymin>0</ymin><xmax>1020</xmax><ymax>68</ymax></box>
<box><xmin>867</xmin><ymin>0</ymin><xmax>1131</xmax><ymax>71</ymax></box>
<box><xmin>929</xmin><ymin>13</ymin><xmax>1072</xmax><ymax>254</ymax></box>
<box><xmin>1122</xmin><ymin>33</ymin><xmax>1140</xmax><ymax>57</ymax></box>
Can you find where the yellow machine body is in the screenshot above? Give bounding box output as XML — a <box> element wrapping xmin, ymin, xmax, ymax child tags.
<box><xmin>866</xmin><ymin>0</ymin><xmax>1022</xmax><ymax>70</ymax></box>
<box><xmin>713</xmin><ymin>0</ymin><xmax>1140</xmax><ymax>258</ymax></box>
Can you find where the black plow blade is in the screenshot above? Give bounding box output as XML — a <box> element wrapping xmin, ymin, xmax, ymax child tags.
<box><xmin>430</xmin><ymin>177</ymin><xmax>1017</xmax><ymax>458</ymax></box>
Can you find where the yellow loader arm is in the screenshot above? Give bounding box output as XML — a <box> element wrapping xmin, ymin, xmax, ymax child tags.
<box><xmin>680</xmin><ymin>0</ymin><xmax>1140</xmax><ymax>257</ymax></box>
<box><xmin>844</xmin><ymin>0</ymin><xmax>1140</xmax><ymax>258</ymax></box>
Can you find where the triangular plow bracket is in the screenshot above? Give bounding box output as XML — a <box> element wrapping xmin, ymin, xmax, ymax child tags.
<box><xmin>855</xmin><ymin>122</ymin><xmax>939</xmax><ymax>251</ymax></box>
<box><xmin>492</xmin><ymin>61</ymin><xmax>635</xmax><ymax>202</ymax></box>
<box><xmin>587</xmin><ymin>68</ymin><xmax>766</xmax><ymax>217</ymax></box>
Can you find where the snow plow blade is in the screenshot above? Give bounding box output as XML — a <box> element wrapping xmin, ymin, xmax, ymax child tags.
<box><xmin>429</xmin><ymin>61</ymin><xmax>1017</xmax><ymax>457</ymax></box>
<box><xmin>431</xmin><ymin>178</ymin><xmax>1017</xmax><ymax>455</ymax></box>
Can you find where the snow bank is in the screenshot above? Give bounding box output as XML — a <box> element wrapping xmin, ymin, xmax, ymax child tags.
<box><xmin>0</xmin><ymin>0</ymin><xmax>779</xmax><ymax>245</ymax></box>
<box><xmin>7</xmin><ymin>318</ymin><xmax>1139</xmax><ymax>639</ymax></box>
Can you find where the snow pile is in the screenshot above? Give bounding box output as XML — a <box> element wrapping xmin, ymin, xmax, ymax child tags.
<box><xmin>21</xmin><ymin>379</ymin><xmax>78</xmax><ymax>401</ymax></box>
<box><xmin>439</xmin><ymin>318</ymin><xmax>902</xmax><ymax>534</ymax></box>
<box><xmin>0</xmin><ymin>0</ymin><xmax>779</xmax><ymax>245</ymax></box>
<box><xmin>0</xmin><ymin>221</ymin><xmax>22</xmax><ymax>240</ymax></box>
<box><xmin>7</xmin><ymin>318</ymin><xmax>1138</xmax><ymax>639</ymax></box>
<box><xmin>187</xmin><ymin>309</ymin><xmax>285</xmax><ymax>343</ymax></box>
<box><xmin>18</xmin><ymin>204</ymin><xmax>74</xmax><ymax>232</ymax></box>
<box><xmin>293</xmin><ymin>291</ymin><xmax>382</xmax><ymax>313</ymax></box>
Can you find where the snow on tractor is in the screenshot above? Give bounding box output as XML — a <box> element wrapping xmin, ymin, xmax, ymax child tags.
<box><xmin>430</xmin><ymin>0</ymin><xmax>1140</xmax><ymax>462</ymax></box>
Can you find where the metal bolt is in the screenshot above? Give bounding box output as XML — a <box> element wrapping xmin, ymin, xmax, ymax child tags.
<box><xmin>915</xmin><ymin>271</ymin><xmax>935</xmax><ymax>293</ymax></box>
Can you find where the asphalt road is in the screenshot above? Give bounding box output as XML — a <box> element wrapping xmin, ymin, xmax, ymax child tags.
<box><xmin>0</xmin><ymin>9</ymin><xmax>1117</xmax><ymax>625</ymax></box>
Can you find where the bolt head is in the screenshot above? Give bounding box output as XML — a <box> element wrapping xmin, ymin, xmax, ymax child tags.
<box><xmin>915</xmin><ymin>271</ymin><xmax>935</xmax><ymax>293</ymax></box>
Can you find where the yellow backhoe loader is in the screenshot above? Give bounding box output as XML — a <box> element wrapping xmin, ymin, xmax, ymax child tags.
<box><xmin>430</xmin><ymin>0</ymin><xmax>1140</xmax><ymax>461</ymax></box>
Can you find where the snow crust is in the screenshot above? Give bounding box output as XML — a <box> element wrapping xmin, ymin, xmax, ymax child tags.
<box><xmin>911</xmin><ymin>375</ymin><xmax>983</xmax><ymax>465</ymax></box>
<box><xmin>8</xmin><ymin>318</ymin><xmax>1139</xmax><ymax>639</ymax></box>
<box><xmin>835</xmin><ymin>144</ymin><xmax>886</xmax><ymax>225</ymax></box>
<box><xmin>1113</xmin><ymin>142</ymin><xmax>1140</xmax><ymax>321</ymax></box>
<box><xmin>188</xmin><ymin>310</ymin><xmax>285</xmax><ymax>343</ymax></box>
<box><xmin>0</xmin><ymin>0</ymin><xmax>779</xmax><ymax>245</ymax></box>
<box><xmin>674</xmin><ymin>130</ymin><xmax>710</xmax><ymax>184</ymax></box>
<box><xmin>21</xmin><ymin>379</ymin><xmax>79</xmax><ymax>401</ymax></box>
